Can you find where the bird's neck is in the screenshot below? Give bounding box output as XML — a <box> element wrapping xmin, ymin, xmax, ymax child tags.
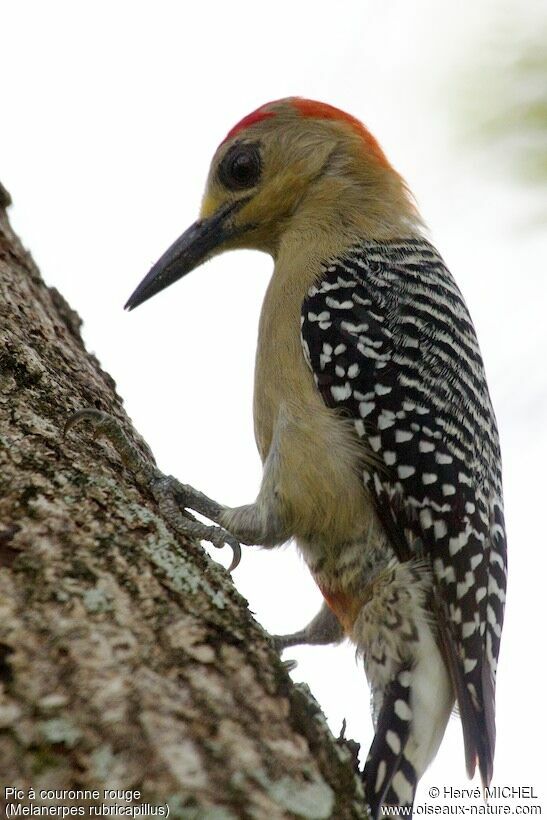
<box><xmin>277</xmin><ymin>166</ymin><xmax>424</xmax><ymax>264</ymax></box>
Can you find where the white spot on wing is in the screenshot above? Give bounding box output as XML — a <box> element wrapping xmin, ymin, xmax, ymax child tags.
<box><xmin>394</xmin><ymin>699</ymin><xmax>412</xmax><ymax>721</ymax></box>
<box><xmin>378</xmin><ymin>412</ymin><xmax>396</xmax><ymax>430</ymax></box>
<box><xmin>369</xmin><ymin>436</ymin><xmax>382</xmax><ymax>452</ymax></box>
<box><xmin>331</xmin><ymin>384</ymin><xmax>351</xmax><ymax>401</ymax></box>
<box><xmin>470</xmin><ymin>553</ymin><xmax>483</xmax><ymax>570</ymax></box>
<box><xmin>462</xmin><ymin>621</ymin><xmax>477</xmax><ymax>639</ymax></box>
<box><xmin>375</xmin><ymin>383</ymin><xmax>392</xmax><ymax>395</ymax></box>
<box><xmin>386</xmin><ymin>730</ymin><xmax>402</xmax><ymax>755</ymax></box>
<box><xmin>375</xmin><ymin>760</ymin><xmax>387</xmax><ymax>794</ymax></box>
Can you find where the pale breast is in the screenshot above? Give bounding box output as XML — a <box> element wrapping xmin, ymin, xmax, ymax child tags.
<box><xmin>253</xmin><ymin>255</ymin><xmax>374</xmax><ymax>550</ymax></box>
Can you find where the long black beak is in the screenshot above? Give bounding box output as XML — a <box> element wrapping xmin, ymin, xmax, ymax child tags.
<box><xmin>125</xmin><ymin>200</ymin><xmax>244</xmax><ymax>311</ymax></box>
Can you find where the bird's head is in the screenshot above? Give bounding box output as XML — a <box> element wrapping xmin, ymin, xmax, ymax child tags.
<box><xmin>126</xmin><ymin>97</ymin><xmax>419</xmax><ymax>310</ymax></box>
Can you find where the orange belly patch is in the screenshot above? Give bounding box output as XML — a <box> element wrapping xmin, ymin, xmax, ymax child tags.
<box><xmin>319</xmin><ymin>586</ymin><xmax>365</xmax><ymax>635</ymax></box>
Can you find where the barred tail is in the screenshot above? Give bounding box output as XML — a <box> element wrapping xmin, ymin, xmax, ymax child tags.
<box><xmin>363</xmin><ymin>668</ymin><xmax>416</xmax><ymax>819</ymax></box>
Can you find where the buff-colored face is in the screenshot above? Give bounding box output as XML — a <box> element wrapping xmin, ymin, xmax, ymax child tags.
<box><xmin>125</xmin><ymin>98</ymin><xmax>409</xmax><ymax>311</ymax></box>
<box><xmin>198</xmin><ymin>106</ymin><xmax>341</xmax><ymax>253</ymax></box>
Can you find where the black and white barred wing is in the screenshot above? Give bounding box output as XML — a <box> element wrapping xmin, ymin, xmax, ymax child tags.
<box><xmin>301</xmin><ymin>239</ymin><xmax>507</xmax><ymax>785</ymax></box>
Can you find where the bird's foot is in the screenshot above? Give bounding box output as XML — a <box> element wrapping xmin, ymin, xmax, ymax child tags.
<box><xmin>271</xmin><ymin>602</ymin><xmax>345</xmax><ymax>653</ymax></box>
<box><xmin>64</xmin><ymin>409</ymin><xmax>241</xmax><ymax>571</ymax></box>
<box><xmin>272</xmin><ymin>630</ymin><xmax>310</xmax><ymax>652</ymax></box>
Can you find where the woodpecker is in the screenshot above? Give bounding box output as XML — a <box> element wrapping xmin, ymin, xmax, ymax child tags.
<box><xmin>123</xmin><ymin>98</ymin><xmax>507</xmax><ymax>817</ymax></box>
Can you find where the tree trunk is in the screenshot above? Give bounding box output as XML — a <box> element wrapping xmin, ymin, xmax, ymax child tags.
<box><xmin>0</xmin><ymin>183</ymin><xmax>365</xmax><ymax>820</ymax></box>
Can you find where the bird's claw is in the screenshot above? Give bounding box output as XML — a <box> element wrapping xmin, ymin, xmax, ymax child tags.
<box><xmin>64</xmin><ymin>409</ymin><xmax>241</xmax><ymax>572</ymax></box>
<box><xmin>206</xmin><ymin>527</ymin><xmax>242</xmax><ymax>572</ymax></box>
<box><xmin>63</xmin><ymin>408</ymin><xmax>111</xmax><ymax>440</ymax></box>
<box><xmin>149</xmin><ymin>474</ymin><xmax>241</xmax><ymax>571</ymax></box>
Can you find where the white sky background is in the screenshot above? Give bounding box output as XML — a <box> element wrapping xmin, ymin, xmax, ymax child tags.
<box><xmin>3</xmin><ymin>0</ymin><xmax>547</xmax><ymax>809</ymax></box>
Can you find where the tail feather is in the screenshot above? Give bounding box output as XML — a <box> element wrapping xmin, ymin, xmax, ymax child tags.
<box><xmin>434</xmin><ymin>590</ymin><xmax>495</xmax><ymax>786</ymax></box>
<box><xmin>363</xmin><ymin>668</ymin><xmax>416</xmax><ymax>819</ymax></box>
<box><xmin>383</xmin><ymin>754</ymin><xmax>418</xmax><ymax>816</ymax></box>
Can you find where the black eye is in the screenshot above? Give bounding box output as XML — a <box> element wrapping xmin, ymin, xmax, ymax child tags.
<box><xmin>218</xmin><ymin>142</ymin><xmax>262</xmax><ymax>191</ymax></box>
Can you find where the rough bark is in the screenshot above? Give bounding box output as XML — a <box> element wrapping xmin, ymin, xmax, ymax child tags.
<box><xmin>0</xmin><ymin>184</ymin><xmax>366</xmax><ymax>819</ymax></box>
